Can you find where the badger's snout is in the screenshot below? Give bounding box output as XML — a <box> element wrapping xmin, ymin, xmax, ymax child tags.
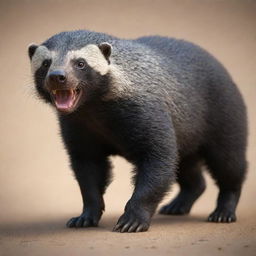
<box><xmin>47</xmin><ymin>70</ymin><xmax>67</xmax><ymax>85</ymax></box>
<box><xmin>45</xmin><ymin>69</ymin><xmax>82</xmax><ymax>113</ymax></box>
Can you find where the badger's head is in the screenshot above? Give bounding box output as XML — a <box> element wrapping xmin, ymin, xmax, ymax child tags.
<box><xmin>28</xmin><ymin>39</ymin><xmax>113</xmax><ymax>114</ymax></box>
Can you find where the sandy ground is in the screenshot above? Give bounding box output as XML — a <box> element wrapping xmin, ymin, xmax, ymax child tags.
<box><xmin>0</xmin><ymin>0</ymin><xmax>256</xmax><ymax>255</ymax></box>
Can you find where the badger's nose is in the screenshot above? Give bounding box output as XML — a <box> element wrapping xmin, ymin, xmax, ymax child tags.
<box><xmin>47</xmin><ymin>70</ymin><xmax>66</xmax><ymax>84</ymax></box>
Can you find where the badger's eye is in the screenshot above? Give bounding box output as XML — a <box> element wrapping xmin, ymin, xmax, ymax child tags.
<box><xmin>42</xmin><ymin>59</ymin><xmax>51</xmax><ymax>68</ymax></box>
<box><xmin>76</xmin><ymin>59</ymin><xmax>86</xmax><ymax>69</ymax></box>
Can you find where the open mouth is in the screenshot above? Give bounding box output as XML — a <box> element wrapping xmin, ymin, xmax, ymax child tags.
<box><xmin>51</xmin><ymin>88</ymin><xmax>82</xmax><ymax>112</ymax></box>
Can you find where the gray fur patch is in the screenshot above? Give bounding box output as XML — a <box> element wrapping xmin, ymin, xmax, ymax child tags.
<box><xmin>103</xmin><ymin>64</ymin><xmax>134</xmax><ymax>100</ymax></box>
<box><xmin>31</xmin><ymin>45</ymin><xmax>55</xmax><ymax>73</ymax></box>
<box><xmin>66</xmin><ymin>44</ymin><xmax>109</xmax><ymax>75</ymax></box>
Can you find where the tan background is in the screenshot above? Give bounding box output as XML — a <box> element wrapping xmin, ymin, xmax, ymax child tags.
<box><xmin>0</xmin><ymin>0</ymin><xmax>255</xmax><ymax>255</ymax></box>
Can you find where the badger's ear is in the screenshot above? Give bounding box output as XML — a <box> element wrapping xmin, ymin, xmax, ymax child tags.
<box><xmin>98</xmin><ymin>42</ymin><xmax>112</xmax><ymax>64</ymax></box>
<box><xmin>28</xmin><ymin>43</ymin><xmax>38</xmax><ymax>60</ymax></box>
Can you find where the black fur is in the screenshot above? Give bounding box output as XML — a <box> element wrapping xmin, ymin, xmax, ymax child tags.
<box><xmin>29</xmin><ymin>30</ymin><xmax>247</xmax><ymax>232</ymax></box>
<box><xmin>28</xmin><ymin>44</ymin><xmax>38</xmax><ymax>60</ymax></box>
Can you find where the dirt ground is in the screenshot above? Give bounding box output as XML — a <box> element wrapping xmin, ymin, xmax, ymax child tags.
<box><xmin>0</xmin><ymin>0</ymin><xmax>255</xmax><ymax>255</ymax></box>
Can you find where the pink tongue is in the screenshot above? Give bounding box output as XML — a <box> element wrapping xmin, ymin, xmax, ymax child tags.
<box><xmin>54</xmin><ymin>90</ymin><xmax>74</xmax><ymax>110</ymax></box>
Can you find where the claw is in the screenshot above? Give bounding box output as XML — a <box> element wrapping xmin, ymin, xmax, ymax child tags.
<box><xmin>136</xmin><ymin>225</ymin><xmax>144</xmax><ymax>232</ymax></box>
<box><xmin>127</xmin><ymin>221</ymin><xmax>139</xmax><ymax>233</ymax></box>
<box><xmin>113</xmin><ymin>223</ymin><xmax>122</xmax><ymax>232</ymax></box>
<box><xmin>120</xmin><ymin>223</ymin><xmax>132</xmax><ymax>233</ymax></box>
<box><xmin>113</xmin><ymin>210</ymin><xmax>150</xmax><ymax>233</ymax></box>
<box><xmin>207</xmin><ymin>210</ymin><xmax>236</xmax><ymax>223</ymax></box>
<box><xmin>66</xmin><ymin>217</ymin><xmax>76</xmax><ymax>228</ymax></box>
<box><xmin>76</xmin><ymin>217</ymin><xmax>84</xmax><ymax>227</ymax></box>
<box><xmin>66</xmin><ymin>212</ymin><xmax>100</xmax><ymax>228</ymax></box>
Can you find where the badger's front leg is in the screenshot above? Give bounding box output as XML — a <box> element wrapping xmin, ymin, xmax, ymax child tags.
<box><xmin>66</xmin><ymin>157</ymin><xmax>111</xmax><ymax>228</ymax></box>
<box><xmin>113</xmin><ymin>149</ymin><xmax>177</xmax><ymax>233</ymax></box>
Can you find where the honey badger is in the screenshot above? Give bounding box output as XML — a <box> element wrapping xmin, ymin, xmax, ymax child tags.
<box><xmin>28</xmin><ymin>30</ymin><xmax>247</xmax><ymax>233</ymax></box>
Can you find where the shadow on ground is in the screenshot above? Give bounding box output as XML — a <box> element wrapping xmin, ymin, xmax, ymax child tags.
<box><xmin>0</xmin><ymin>214</ymin><xmax>207</xmax><ymax>238</ymax></box>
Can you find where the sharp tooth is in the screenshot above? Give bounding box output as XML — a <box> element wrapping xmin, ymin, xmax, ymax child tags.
<box><xmin>71</xmin><ymin>90</ymin><xmax>76</xmax><ymax>100</ymax></box>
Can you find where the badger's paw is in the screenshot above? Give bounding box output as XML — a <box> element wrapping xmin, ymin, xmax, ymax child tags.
<box><xmin>207</xmin><ymin>209</ymin><xmax>236</xmax><ymax>223</ymax></box>
<box><xmin>113</xmin><ymin>209</ymin><xmax>150</xmax><ymax>233</ymax></box>
<box><xmin>159</xmin><ymin>199</ymin><xmax>191</xmax><ymax>215</ymax></box>
<box><xmin>66</xmin><ymin>209</ymin><xmax>102</xmax><ymax>228</ymax></box>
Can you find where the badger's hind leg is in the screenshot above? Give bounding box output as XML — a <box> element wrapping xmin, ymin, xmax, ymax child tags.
<box><xmin>204</xmin><ymin>142</ymin><xmax>247</xmax><ymax>223</ymax></box>
<box><xmin>159</xmin><ymin>154</ymin><xmax>206</xmax><ymax>215</ymax></box>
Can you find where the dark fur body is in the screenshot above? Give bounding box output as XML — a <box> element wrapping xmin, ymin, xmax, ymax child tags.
<box><xmin>29</xmin><ymin>30</ymin><xmax>247</xmax><ymax>232</ymax></box>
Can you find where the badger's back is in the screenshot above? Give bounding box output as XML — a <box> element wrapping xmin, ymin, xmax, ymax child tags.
<box><xmin>131</xmin><ymin>35</ymin><xmax>247</xmax><ymax>154</ymax></box>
